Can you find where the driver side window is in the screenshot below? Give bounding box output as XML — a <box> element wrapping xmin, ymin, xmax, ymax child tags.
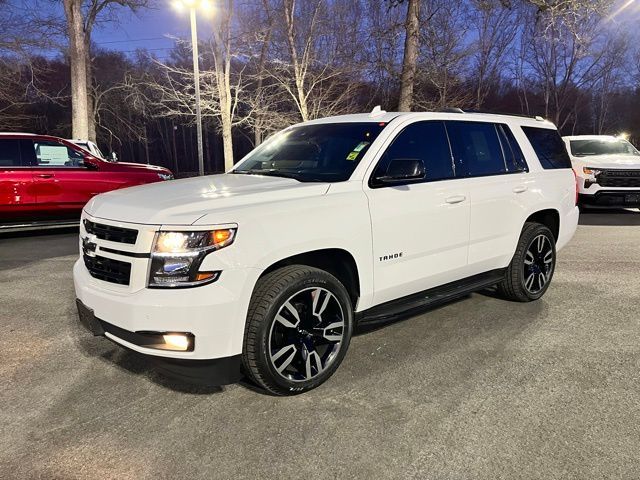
<box><xmin>373</xmin><ymin>121</ymin><xmax>454</xmax><ymax>184</ymax></box>
<box><xmin>32</xmin><ymin>141</ymin><xmax>85</xmax><ymax>168</ymax></box>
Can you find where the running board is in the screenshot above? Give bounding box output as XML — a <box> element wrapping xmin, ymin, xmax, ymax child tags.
<box><xmin>0</xmin><ymin>220</ymin><xmax>80</xmax><ymax>233</ymax></box>
<box><xmin>356</xmin><ymin>269</ymin><xmax>506</xmax><ymax>326</ymax></box>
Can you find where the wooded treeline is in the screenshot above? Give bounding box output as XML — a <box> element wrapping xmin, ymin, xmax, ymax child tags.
<box><xmin>1</xmin><ymin>0</ymin><xmax>639</xmax><ymax>173</ymax></box>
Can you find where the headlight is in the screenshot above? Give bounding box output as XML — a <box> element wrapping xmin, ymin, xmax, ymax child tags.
<box><xmin>148</xmin><ymin>228</ymin><xmax>236</xmax><ymax>288</ymax></box>
<box><xmin>583</xmin><ymin>167</ymin><xmax>600</xmax><ymax>176</ymax></box>
<box><xmin>158</xmin><ymin>173</ymin><xmax>174</xmax><ymax>181</ymax></box>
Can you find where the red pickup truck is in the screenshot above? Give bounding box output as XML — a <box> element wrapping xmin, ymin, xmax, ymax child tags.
<box><xmin>0</xmin><ymin>133</ymin><xmax>173</xmax><ymax>231</ymax></box>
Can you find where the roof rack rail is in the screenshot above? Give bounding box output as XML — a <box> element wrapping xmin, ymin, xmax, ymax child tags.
<box><xmin>461</xmin><ymin>109</ymin><xmax>547</xmax><ymax>121</ymax></box>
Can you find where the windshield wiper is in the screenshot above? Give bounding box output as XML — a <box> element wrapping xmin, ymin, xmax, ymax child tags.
<box><xmin>231</xmin><ymin>169</ymin><xmax>302</xmax><ymax>181</ymax></box>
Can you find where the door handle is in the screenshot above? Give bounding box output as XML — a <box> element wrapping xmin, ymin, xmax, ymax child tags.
<box><xmin>445</xmin><ymin>195</ymin><xmax>466</xmax><ymax>204</ymax></box>
<box><xmin>513</xmin><ymin>185</ymin><xmax>528</xmax><ymax>194</ymax></box>
<box><xmin>36</xmin><ymin>173</ymin><xmax>54</xmax><ymax>179</ymax></box>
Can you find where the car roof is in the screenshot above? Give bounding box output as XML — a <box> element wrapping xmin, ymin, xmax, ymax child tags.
<box><xmin>298</xmin><ymin>110</ymin><xmax>556</xmax><ymax>129</ymax></box>
<box><xmin>0</xmin><ymin>132</ymin><xmax>40</xmax><ymax>136</ymax></box>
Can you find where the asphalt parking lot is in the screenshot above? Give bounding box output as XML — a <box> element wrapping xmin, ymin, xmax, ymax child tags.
<box><xmin>1</xmin><ymin>211</ymin><xmax>639</xmax><ymax>480</ymax></box>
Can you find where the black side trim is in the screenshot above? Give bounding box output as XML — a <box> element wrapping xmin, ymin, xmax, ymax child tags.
<box><xmin>152</xmin><ymin>355</ymin><xmax>243</xmax><ymax>387</ymax></box>
<box><xmin>100</xmin><ymin>246</ymin><xmax>150</xmax><ymax>258</ymax></box>
<box><xmin>356</xmin><ymin>269</ymin><xmax>506</xmax><ymax>326</ymax></box>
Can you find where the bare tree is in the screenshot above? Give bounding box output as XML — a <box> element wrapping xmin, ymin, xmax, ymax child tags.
<box><xmin>397</xmin><ymin>0</ymin><xmax>421</xmax><ymax>111</ymax></box>
<box><xmin>269</xmin><ymin>0</ymin><xmax>361</xmax><ymax>121</ymax></box>
<box><xmin>210</xmin><ymin>0</ymin><xmax>237</xmax><ymax>171</ymax></box>
<box><xmin>470</xmin><ymin>0</ymin><xmax>519</xmax><ymax>108</ymax></box>
<box><xmin>62</xmin><ymin>0</ymin><xmax>151</xmax><ymax>142</ymax></box>
<box><xmin>519</xmin><ymin>0</ymin><xmax>616</xmax><ymax>128</ymax></box>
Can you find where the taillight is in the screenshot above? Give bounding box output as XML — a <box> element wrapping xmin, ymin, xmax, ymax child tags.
<box><xmin>572</xmin><ymin>170</ymin><xmax>579</xmax><ymax>205</ymax></box>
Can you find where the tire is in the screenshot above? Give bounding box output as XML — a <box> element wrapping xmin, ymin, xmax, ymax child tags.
<box><xmin>498</xmin><ymin>222</ymin><xmax>557</xmax><ymax>302</ymax></box>
<box><xmin>242</xmin><ymin>265</ymin><xmax>353</xmax><ymax>396</ymax></box>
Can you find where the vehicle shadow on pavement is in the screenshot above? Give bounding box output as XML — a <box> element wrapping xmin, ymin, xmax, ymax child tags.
<box><xmin>71</xmin><ymin>331</ymin><xmax>225</xmax><ymax>395</ymax></box>
<box><xmin>579</xmin><ymin>209</ymin><xmax>640</xmax><ymax>226</ymax></box>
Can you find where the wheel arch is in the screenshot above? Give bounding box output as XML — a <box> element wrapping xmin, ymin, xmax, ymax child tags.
<box><xmin>259</xmin><ymin>248</ymin><xmax>361</xmax><ymax>306</ymax></box>
<box><xmin>525</xmin><ymin>209</ymin><xmax>560</xmax><ymax>241</ymax></box>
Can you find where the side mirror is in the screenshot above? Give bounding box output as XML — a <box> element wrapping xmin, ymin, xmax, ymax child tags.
<box><xmin>83</xmin><ymin>156</ymin><xmax>100</xmax><ymax>170</ymax></box>
<box><xmin>375</xmin><ymin>158</ymin><xmax>425</xmax><ymax>185</ymax></box>
<box><xmin>109</xmin><ymin>152</ymin><xmax>118</xmax><ymax>162</ymax></box>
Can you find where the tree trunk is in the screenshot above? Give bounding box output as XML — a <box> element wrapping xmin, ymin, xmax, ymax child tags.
<box><xmin>63</xmin><ymin>0</ymin><xmax>89</xmax><ymax>139</ymax></box>
<box><xmin>221</xmin><ymin>113</ymin><xmax>234</xmax><ymax>172</ymax></box>
<box><xmin>283</xmin><ymin>0</ymin><xmax>309</xmax><ymax>121</ymax></box>
<box><xmin>254</xmin><ymin>1</ymin><xmax>274</xmax><ymax>146</ymax></box>
<box><xmin>397</xmin><ymin>0</ymin><xmax>421</xmax><ymax>112</ymax></box>
<box><xmin>85</xmin><ymin>36</ymin><xmax>97</xmax><ymax>142</ymax></box>
<box><xmin>212</xmin><ymin>0</ymin><xmax>235</xmax><ymax>172</ymax></box>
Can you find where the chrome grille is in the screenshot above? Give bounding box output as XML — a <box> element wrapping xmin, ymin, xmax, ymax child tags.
<box><xmin>83</xmin><ymin>219</ymin><xmax>138</xmax><ymax>244</ymax></box>
<box><xmin>597</xmin><ymin>170</ymin><xmax>640</xmax><ymax>188</ymax></box>
<box><xmin>83</xmin><ymin>254</ymin><xmax>131</xmax><ymax>286</ymax></box>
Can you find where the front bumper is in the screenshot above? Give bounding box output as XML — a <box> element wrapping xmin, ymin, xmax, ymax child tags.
<box><xmin>76</xmin><ymin>299</ymin><xmax>242</xmax><ymax>386</ymax></box>
<box><xmin>579</xmin><ymin>191</ymin><xmax>640</xmax><ymax>207</ymax></box>
<box><xmin>73</xmin><ymin>258</ymin><xmax>260</xmax><ymax>361</ymax></box>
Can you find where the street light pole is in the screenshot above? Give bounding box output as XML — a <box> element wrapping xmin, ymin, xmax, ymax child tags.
<box><xmin>189</xmin><ymin>7</ymin><xmax>205</xmax><ymax>176</ymax></box>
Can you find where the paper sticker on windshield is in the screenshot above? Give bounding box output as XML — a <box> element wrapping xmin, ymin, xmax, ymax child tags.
<box><xmin>346</xmin><ymin>152</ymin><xmax>359</xmax><ymax>161</ymax></box>
<box><xmin>353</xmin><ymin>141</ymin><xmax>370</xmax><ymax>152</ymax></box>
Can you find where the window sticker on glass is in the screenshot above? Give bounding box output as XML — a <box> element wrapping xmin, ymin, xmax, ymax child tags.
<box><xmin>37</xmin><ymin>145</ymin><xmax>69</xmax><ymax>165</ymax></box>
<box><xmin>353</xmin><ymin>141</ymin><xmax>370</xmax><ymax>152</ymax></box>
<box><xmin>346</xmin><ymin>141</ymin><xmax>370</xmax><ymax>161</ymax></box>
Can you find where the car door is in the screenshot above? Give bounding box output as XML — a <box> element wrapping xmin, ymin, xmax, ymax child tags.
<box><xmin>28</xmin><ymin>139</ymin><xmax>115</xmax><ymax>216</ymax></box>
<box><xmin>365</xmin><ymin>120</ymin><xmax>471</xmax><ymax>306</ymax></box>
<box><xmin>445</xmin><ymin>121</ymin><xmax>532</xmax><ymax>273</ymax></box>
<box><xmin>0</xmin><ymin>138</ymin><xmax>36</xmax><ymax>221</ymax></box>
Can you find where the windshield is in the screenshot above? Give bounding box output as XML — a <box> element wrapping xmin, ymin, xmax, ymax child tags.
<box><xmin>75</xmin><ymin>142</ymin><xmax>105</xmax><ymax>159</ymax></box>
<box><xmin>570</xmin><ymin>139</ymin><xmax>640</xmax><ymax>157</ymax></box>
<box><xmin>232</xmin><ymin>122</ymin><xmax>387</xmax><ymax>182</ymax></box>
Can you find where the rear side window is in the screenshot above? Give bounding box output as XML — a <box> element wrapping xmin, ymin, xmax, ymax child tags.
<box><xmin>446</xmin><ymin>121</ymin><xmax>507</xmax><ymax>177</ymax></box>
<box><xmin>497</xmin><ymin>124</ymin><xmax>528</xmax><ymax>172</ymax></box>
<box><xmin>0</xmin><ymin>139</ymin><xmax>22</xmax><ymax>167</ymax></box>
<box><xmin>373</xmin><ymin>121</ymin><xmax>454</xmax><ymax>183</ymax></box>
<box><xmin>522</xmin><ymin>127</ymin><xmax>571</xmax><ymax>169</ymax></box>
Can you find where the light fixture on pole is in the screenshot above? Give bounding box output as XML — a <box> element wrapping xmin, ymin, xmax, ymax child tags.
<box><xmin>172</xmin><ymin>0</ymin><xmax>214</xmax><ymax>176</ymax></box>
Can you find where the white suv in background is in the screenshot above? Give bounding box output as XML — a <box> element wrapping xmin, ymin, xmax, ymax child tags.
<box><xmin>563</xmin><ymin>135</ymin><xmax>640</xmax><ymax>210</ymax></box>
<box><xmin>74</xmin><ymin>110</ymin><xmax>579</xmax><ymax>395</ymax></box>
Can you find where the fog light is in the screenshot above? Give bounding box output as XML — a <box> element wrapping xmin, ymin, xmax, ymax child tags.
<box><xmin>163</xmin><ymin>334</ymin><xmax>191</xmax><ymax>351</ymax></box>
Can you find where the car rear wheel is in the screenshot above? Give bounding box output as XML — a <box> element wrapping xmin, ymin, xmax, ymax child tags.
<box><xmin>242</xmin><ymin>265</ymin><xmax>353</xmax><ymax>395</ymax></box>
<box><xmin>498</xmin><ymin>222</ymin><xmax>557</xmax><ymax>302</ymax></box>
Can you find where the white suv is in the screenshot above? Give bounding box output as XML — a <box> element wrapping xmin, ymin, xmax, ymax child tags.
<box><xmin>74</xmin><ymin>110</ymin><xmax>579</xmax><ymax>395</ymax></box>
<box><xmin>563</xmin><ymin>135</ymin><xmax>640</xmax><ymax>210</ymax></box>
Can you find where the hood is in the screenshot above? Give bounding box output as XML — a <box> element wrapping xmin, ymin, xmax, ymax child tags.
<box><xmin>84</xmin><ymin>173</ymin><xmax>330</xmax><ymax>225</ymax></box>
<box><xmin>110</xmin><ymin>161</ymin><xmax>170</xmax><ymax>173</ymax></box>
<box><xmin>571</xmin><ymin>154</ymin><xmax>640</xmax><ymax>169</ymax></box>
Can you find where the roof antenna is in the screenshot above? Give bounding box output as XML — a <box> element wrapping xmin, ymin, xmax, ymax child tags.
<box><xmin>369</xmin><ymin>105</ymin><xmax>386</xmax><ymax>118</ymax></box>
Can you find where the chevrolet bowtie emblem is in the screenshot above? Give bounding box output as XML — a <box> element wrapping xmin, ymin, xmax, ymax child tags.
<box><xmin>82</xmin><ymin>235</ymin><xmax>98</xmax><ymax>257</ymax></box>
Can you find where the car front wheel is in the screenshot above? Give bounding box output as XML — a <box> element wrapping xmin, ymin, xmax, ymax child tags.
<box><xmin>242</xmin><ymin>265</ymin><xmax>353</xmax><ymax>395</ymax></box>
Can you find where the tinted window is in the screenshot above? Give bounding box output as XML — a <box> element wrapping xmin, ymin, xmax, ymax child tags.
<box><xmin>0</xmin><ymin>139</ymin><xmax>22</xmax><ymax>167</ymax></box>
<box><xmin>32</xmin><ymin>141</ymin><xmax>85</xmax><ymax>167</ymax></box>
<box><xmin>446</xmin><ymin>121</ymin><xmax>507</xmax><ymax>177</ymax></box>
<box><xmin>233</xmin><ymin>123</ymin><xmax>386</xmax><ymax>182</ymax></box>
<box><xmin>373</xmin><ymin>121</ymin><xmax>454</xmax><ymax>184</ymax></box>
<box><xmin>497</xmin><ymin>124</ymin><xmax>528</xmax><ymax>172</ymax></box>
<box><xmin>522</xmin><ymin>127</ymin><xmax>571</xmax><ymax>169</ymax></box>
